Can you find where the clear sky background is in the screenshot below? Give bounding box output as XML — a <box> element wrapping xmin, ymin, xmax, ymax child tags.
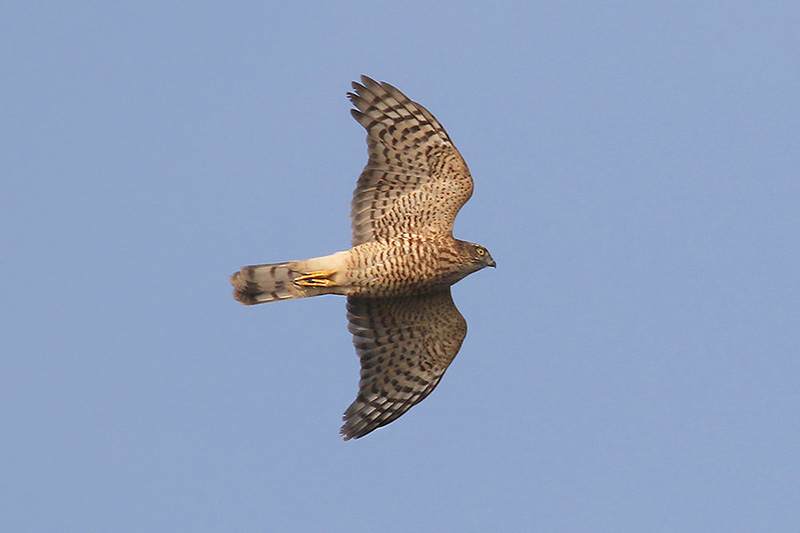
<box><xmin>3</xmin><ymin>2</ymin><xmax>799</xmax><ymax>531</ymax></box>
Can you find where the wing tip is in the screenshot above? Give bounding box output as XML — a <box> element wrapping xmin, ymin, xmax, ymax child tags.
<box><xmin>340</xmin><ymin>401</ymin><xmax>373</xmax><ymax>441</ymax></box>
<box><xmin>350</xmin><ymin>75</ymin><xmax>398</xmax><ymax>104</ymax></box>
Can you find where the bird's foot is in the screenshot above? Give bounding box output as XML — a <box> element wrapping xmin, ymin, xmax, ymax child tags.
<box><xmin>294</xmin><ymin>270</ymin><xmax>338</xmax><ymax>288</ymax></box>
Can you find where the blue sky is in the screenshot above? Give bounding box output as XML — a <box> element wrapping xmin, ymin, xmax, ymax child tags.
<box><xmin>3</xmin><ymin>2</ymin><xmax>799</xmax><ymax>531</ymax></box>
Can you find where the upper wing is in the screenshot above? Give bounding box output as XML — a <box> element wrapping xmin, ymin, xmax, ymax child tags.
<box><xmin>342</xmin><ymin>290</ymin><xmax>468</xmax><ymax>440</ymax></box>
<box><xmin>348</xmin><ymin>76</ymin><xmax>474</xmax><ymax>246</ymax></box>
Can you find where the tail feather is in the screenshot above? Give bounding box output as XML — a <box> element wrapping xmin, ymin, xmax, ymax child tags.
<box><xmin>231</xmin><ymin>251</ymin><xmax>347</xmax><ymax>305</ymax></box>
<box><xmin>231</xmin><ymin>261</ymin><xmax>309</xmax><ymax>305</ymax></box>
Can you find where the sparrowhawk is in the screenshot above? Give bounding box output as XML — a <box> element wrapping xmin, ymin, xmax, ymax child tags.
<box><xmin>231</xmin><ymin>76</ymin><xmax>495</xmax><ymax>440</ymax></box>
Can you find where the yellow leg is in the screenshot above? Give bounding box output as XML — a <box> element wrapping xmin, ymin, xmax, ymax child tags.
<box><xmin>294</xmin><ymin>270</ymin><xmax>338</xmax><ymax>288</ymax></box>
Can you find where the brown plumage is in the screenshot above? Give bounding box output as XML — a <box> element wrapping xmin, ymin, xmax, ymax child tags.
<box><xmin>231</xmin><ymin>76</ymin><xmax>495</xmax><ymax>440</ymax></box>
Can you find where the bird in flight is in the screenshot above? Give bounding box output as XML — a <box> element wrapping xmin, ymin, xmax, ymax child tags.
<box><xmin>231</xmin><ymin>76</ymin><xmax>495</xmax><ymax>440</ymax></box>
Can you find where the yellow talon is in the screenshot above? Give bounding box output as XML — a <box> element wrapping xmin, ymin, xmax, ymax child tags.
<box><xmin>294</xmin><ymin>270</ymin><xmax>338</xmax><ymax>288</ymax></box>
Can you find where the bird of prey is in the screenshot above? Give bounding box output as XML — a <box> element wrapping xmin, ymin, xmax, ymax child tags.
<box><xmin>231</xmin><ymin>76</ymin><xmax>495</xmax><ymax>440</ymax></box>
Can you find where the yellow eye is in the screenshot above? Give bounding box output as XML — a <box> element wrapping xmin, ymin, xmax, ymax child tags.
<box><xmin>476</xmin><ymin>247</ymin><xmax>485</xmax><ymax>256</ymax></box>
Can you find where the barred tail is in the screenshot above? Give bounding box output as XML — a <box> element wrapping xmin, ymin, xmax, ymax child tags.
<box><xmin>230</xmin><ymin>262</ymin><xmax>306</xmax><ymax>305</ymax></box>
<box><xmin>230</xmin><ymin>252</ymin><xmax>347</xmax><ymax>305</ymax></box>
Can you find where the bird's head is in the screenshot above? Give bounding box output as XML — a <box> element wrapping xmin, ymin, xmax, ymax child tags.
<box><xmin>473</xmin><ymin>244</ymin><xmax>496</xmax><ymax>269</ymax></box>
<box><xmin>458</xmin><ymin>241</ymin><xmax>496</xmax><ymax>271</ymax></box>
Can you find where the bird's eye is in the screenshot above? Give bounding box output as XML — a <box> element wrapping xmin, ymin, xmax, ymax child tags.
<box><xmin>476</xmin><ymin>247</ymin><xmax>485</xmax><ymax>256</ymax></box>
